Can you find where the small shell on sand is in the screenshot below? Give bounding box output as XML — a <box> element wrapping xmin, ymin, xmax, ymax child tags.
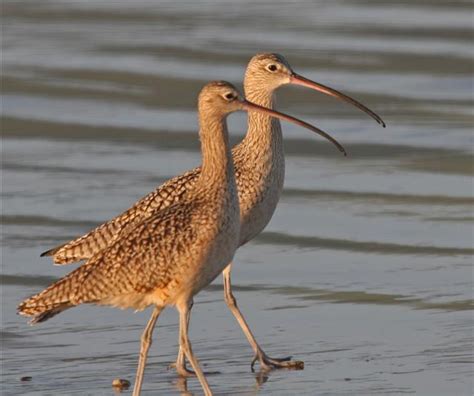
<box><xmin>112</xmin><ymin>378</ymin><xmax>131</xmax><ymax>390</ymax></box>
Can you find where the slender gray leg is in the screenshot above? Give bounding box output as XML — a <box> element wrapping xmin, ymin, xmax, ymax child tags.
<box><xmin>133</xmin><ymin>306</ymin><xmax>162</xmax><ymax>396</ymax></box>
<box><xmin>223</xmin><ymin>263</ymin><xmax>304</xmax><ymax>371</ymax></box>
<box><xmin>177</xmin><ymin>300</ymin><xmax>213</xmax><ymax>396</ymax></box>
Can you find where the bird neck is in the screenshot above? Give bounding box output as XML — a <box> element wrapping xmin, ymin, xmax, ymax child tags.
<box><xmin>198</xmin><ymin>114</ymin><xmax>235</xmax><ymax>186</ymax></box>
<box><xmin>241</xmin><ymin>87</ymin><xmax>282</xmax><ymax>153</ymax></box>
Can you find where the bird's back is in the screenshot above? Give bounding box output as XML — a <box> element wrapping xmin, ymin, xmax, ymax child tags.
<box><xmin>44</xmin><ymin>169</ymin><xmax>201</xmax><ymax>264</ymax></box>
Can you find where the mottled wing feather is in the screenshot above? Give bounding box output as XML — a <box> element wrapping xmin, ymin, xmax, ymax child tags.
<box><xmin>19</xmin><ymin>200</ymin><xmax>200</xmax><ymax>320</ymax></box>
<box><xmin>44</xmin><ymin>168</ymin><xmax>201</xmax><ymax>264</ymax></box>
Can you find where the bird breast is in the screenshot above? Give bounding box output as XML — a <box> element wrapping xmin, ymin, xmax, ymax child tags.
<box><xmin>234</xmin><ymin>145</ymin><xmax>285</xmax><ymax>245</ymax></box>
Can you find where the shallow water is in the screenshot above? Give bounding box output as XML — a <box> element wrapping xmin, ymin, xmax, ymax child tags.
<box><xmin>1</xmin><ymin>1</ymin><xmax>473</xmax><ymax>395</ymax></box>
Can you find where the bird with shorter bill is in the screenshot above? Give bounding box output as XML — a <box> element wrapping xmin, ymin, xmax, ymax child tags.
<box><xmin>18</xmin><ymin>81</ymin><xmax>347</xmax><ymax>396</ymax></box>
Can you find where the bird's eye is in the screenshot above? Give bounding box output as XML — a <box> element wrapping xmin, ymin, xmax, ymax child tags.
<box><xmin>267</xmin><ymin>64</ymin><xmax>278</xmax><ymax>72</ymax></box>
<box><xmin>224</xmin><ymin>92</ymin><xmax>235</xmax><ymax>100</ymax></box>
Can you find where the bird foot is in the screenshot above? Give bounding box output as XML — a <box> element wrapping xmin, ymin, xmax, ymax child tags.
<box><xmin>251</xmin><ymin>350</ymin><xmax>304</xmax><ymax>372</ymax></box>
<box><xmin>168</xmin><ymin>362</ymin><xmax>220</xmax><ymax>378</ymax></box>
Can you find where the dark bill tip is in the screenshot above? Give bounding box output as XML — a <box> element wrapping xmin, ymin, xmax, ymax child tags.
<box><xmin>290</xmin><ymin>73</ymin><xmax>386</xmax><ymax>128</ymax></box>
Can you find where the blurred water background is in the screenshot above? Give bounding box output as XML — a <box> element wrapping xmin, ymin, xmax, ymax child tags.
<box><xmin>1</xmin><ymin>0</ymin><xmax>473</xmax><ymax>395</ymax></box>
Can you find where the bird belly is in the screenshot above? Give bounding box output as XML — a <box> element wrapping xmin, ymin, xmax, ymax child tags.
<box><xmin>190</xmin><ymin>220</ymin><xmax>240</xmax><ymax>294</ymax></box>
<box><xmin>150</xmin><ymin>216</ymin><xmax>239</xmax><ymax>307</ymax></box>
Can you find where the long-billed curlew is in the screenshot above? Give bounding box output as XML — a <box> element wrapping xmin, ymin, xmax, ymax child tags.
<box><xmin>19</xmin><ymin>81</ymin><xmax>346</xmax><ymax>395</ymax></box>
<box><xmin>40</xmin><ymin>53</ymin><xmax>384</xmax><ymax>373</ymax></box>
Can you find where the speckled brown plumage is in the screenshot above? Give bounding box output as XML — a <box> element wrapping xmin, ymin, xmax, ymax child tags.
<box><xmin>42</xmin><ymin>54</ymin><xmax>290</xmax><ymax>265</ymax></box>
<box><xmin>19</xmin><ymin>82</ymin><xmax>242</xmax><ymax>325</ymax></box>
<box><xmin>42</xmin><ymin>170</ymin><xmax>200</xmax><ymax>263</ymax></box>
<box><xmin>22</xmin><ymin>198</ymin><xmax>234</xmax><ymax>320</ymax></box>
<box><xmin>36</xmin><ymin>53</ymin><xmax>378</xmax><ymax>374</ymax></box>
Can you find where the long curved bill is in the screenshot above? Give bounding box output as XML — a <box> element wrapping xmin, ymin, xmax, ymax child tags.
<box><xmin>240</xmin><ymin>99</ymin><xmax>347</xmax><ymax>156</ymax></box>
<box><xmin>290</xmin><ymin>73</ymin><xmax>386</xmax><ymax>128</ymax></box>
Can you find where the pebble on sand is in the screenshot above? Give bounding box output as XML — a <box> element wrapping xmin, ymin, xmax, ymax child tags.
<box><xmin>112</xmin><ymin>378</ymin><xmax>131</xmax><ymax>390</ymax></box>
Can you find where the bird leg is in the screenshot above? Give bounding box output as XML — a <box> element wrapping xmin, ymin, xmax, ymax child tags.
<box><xmin>177</xmin><ymin>300</ymin><xmax>213</xmax><ymax>396</ymax></box>
<box><xmin>170</xmin><ymin>300</ymin><xmax>219</xmax><ymax>377</ymax></box>
<box><xmin>170</xmin><ymin>301</ymin><xmax>196</xmax><ymax>377</ymax></box>
<box><xmin>170</xmin><ymin>263</ymin><xmax>303</xmax><ymax>376</ymax></box>
<box><xmin>222</xmin><ymin>263</ymin><xmax>304</xmax><ymax>372</ymax></box>
<box><xmin>173</xmin><ymin>346</ymin><xmax>195</xmax><ymax>377</ymax></box>
<box><xmin>133</xmin><ymin>306</ymin><xmax>162</xmax><ymax>396</ymax></box>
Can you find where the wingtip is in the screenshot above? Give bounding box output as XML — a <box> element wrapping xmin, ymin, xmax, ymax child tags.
<box><xmin>17</xmin><ymin>306</ymin><xmax>35</xmax><ymax>324</ymax></box>
<box><xmin>40</xmin><ymin>247</ymin><xmax>57</xmax><ymax>257</ymax></box>
<box><xmin>28</xmin><ymin>317</ymin><xmax>41</xmax><ymax>326</ymax></box>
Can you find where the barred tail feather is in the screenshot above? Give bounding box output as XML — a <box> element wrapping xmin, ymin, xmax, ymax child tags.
<box><xmin>18</xmin><ymin>261</ymin><xmax>98</xmax><ymax>324</ymax></box>
<box><xmin>18</xmin><ymin>293</ymin><xmax>73</xmax><ymax>325</ymax></box>
<box><xmin>25</xmin><ymin>303</ymin><xmax>72</xmax><ymax>325</ymax></box>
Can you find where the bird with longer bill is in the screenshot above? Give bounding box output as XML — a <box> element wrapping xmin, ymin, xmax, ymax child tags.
<box><xmin>39</xmin><ymin>53</ymin><xmax>384</xmax><ymax>374</ymax></box>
